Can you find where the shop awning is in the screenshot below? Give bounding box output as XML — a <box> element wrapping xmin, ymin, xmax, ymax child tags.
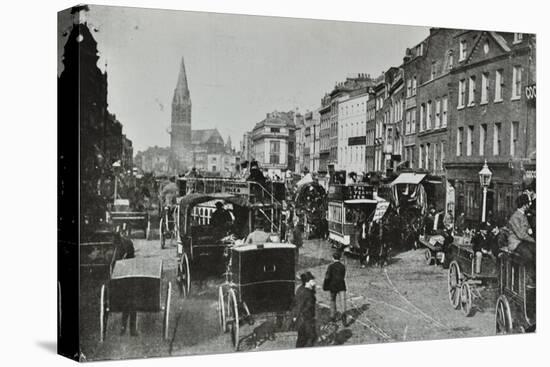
<box><xmin>390</xmin><ymin>172</ymin><xmax>426</xmax><ymax>186</ymax></box>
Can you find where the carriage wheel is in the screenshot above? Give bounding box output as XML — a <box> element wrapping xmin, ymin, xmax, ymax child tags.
<box><xmin>163</xmin><ymin>282</ymin><xmax>172</xmax><ymax>340</ymax></box>
<box><xmin>425</xmin><ymin>249</ymin><xmax>433</xmax><ymax>265</ymax></box>
<box><xmin>178</xmin><ymin>252</ymin><xmax>191</xmax><ymax>297</ymax></box>
<box><xmin>159</xmin><ymin>218</ymin><xmax>165</xmax><ymax>249</ymax></box>
<box><xmin>218</xmin><ymin>286</ymin><xmax>227</xmax><ymax>332</ymax></box>
<box><xmin>495</xmin><ymin>295</ymin><xmax>513</xmax><ymax>334</ymax></box>
<box><xmin>448</xmin><ymin>261</ymin><xmax>462</xmax><ymax>309</ymax></box>
<box><xmin>99</xmin><ymin>284</ymin><xmax>109</xmax><ymax>343</ymax></box>
<box><xmin>227</xmin><ymin>288</ymin><xmax>240</xmax><ymax>351</ymax></box>
<box><xmin>460</xmin><ymin>282</ymin><xmax>473</xmax><ymax>317</ymax></box>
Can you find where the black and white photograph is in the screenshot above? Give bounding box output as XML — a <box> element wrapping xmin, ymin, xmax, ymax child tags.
<box><xmin>53</xmin><ymin>1</ymin><xmax>539</xmax><ymax>364</ymax></box>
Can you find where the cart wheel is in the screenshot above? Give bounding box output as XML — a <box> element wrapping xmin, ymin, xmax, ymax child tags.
<box><xmin>460</xmin><ymin>282</ymin><xmax>473</xmax><ymax>317</ymax></box>
<box><xmin>99</xmin><ymin>284</ymin><xmax>109</xmax><ymax>343</ymax></box>
<box><xmin>163</xmin><ymin>282</ymin><xmax>172</xmax><ymax>340</ymax></box>
<box><xmin>160</xmin><ymin>218</ymin><xmax>165</xmax><ymax>249</ymax></box>
<box><xmin>178</xmin><ymin>252</ymin><xmax>190</xmax><ymax>297</ymax></box>
<box><xmin>448</xmin><ymin>261</ymin><xmax>461</xmax><ymax>309</ymax></box>
<box><xmin>496</xmin><ymin>295</ymin><xmax>513</xmax><ymax>334</ymax></box>
<box><xmin>218</xmin><ymin>286</ymin><xmax>227</xmax><ymax>332</ymax></box>
<box><xmin>227</xmin><ymin>288</ymin><xmax>240</xmax><ymax>351</ymax></box>
<box><xmin>425</xmin><ymin>249</ymin><xmax>433</xmax><ymax>265</ymax></box>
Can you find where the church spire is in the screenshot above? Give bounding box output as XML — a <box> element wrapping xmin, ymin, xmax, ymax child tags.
<box><xmin>173</xmin><ymin>57</ymin><xmax>189</xmax><ymax>104</ymax></box>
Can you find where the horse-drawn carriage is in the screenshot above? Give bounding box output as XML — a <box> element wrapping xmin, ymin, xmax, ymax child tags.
<box><xmin>446</xmin><ymin>237</ymin><xmax>499</xmax><ymax>317</ymax></box>
<box><xmin>218</xmin><ymin>243</ymin><xmax>296</xmax><ymax>351</ymax></box>
<box><xmin>107</xmin><ymin>199</ymin><xmax>151</xmax><ymax>239</ymax></box>
<box><xmin>99</xmin><ymin>257</ymin><xmax>172</xmax><ymax>342</ymax></box>
<box><xmin>80</xmin><ymin>227</ymin><xmax>119</xmax><ymax>278</ymax></box>
<box><xmin>495</xmin><ymin>249</ymin><xmax>536</xmax><ymax>334</ymax></box>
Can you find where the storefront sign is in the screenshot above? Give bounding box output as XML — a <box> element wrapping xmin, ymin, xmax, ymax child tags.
<box><xmin>525</xmin><ymin>84</ymin><xmax>536</xmax><ymax>100</ymax></box>
<box><xmin>373</xmin><ymin>201</ymin><xmax>390</xmax><ymax>221</ymax></box>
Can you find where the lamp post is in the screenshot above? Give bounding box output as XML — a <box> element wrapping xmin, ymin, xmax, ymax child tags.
<box><xmin>478</xmin><ymin>160</ymin><xmax>493</xmax><ymax>223</ymax></box>
<box><xmin>112</xmin><ymin>160</ymin><xmax>121</xmax><ymax>204</ymax></box>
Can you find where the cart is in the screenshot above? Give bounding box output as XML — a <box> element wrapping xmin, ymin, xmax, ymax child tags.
<box><xmin>108</xmin><ymin>199</ymin><xmax>151</xmax><ymax>239</ymax></box>
<box><xmin>99</xmin><ymin>258</ymin><xmax>172</xmax><ymax>342</ymax></box>
<box><xmin>217</xmin><ymin>243</ymin><xmax>296</xmax><ymax>351</ymax></box>
<box><xmin>447</xmin><ymin>238</ymin><xmax>499</xmax><ymax>316</ymax></box>
<box><xmin>176</xmin><ymin>192</ymin><xmax>256</xmax><ymax>297</ymax></box>
<box><xmin>495</xmin><ymin>249</ymin><xmax>536</xmax><ymax>334</ymax></box>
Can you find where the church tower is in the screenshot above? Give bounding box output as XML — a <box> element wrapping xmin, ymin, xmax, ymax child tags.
<box><xmin>171</xmin><ymin>57</ymin><xmax>192</xmax><ymax>171</ymax></box>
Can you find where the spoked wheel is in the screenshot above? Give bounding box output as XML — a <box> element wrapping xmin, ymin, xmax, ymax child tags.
<box><xmin>177</xmin><ymin>252</ymin><xmax>191</xmax><ymax>297</ymax></box>
<box><xmin>448</xmin><ymin>261</ymin><xmax>462</xmax><ymax>309</ymax></box>
<box><xmin>160</xmin><ymin>218</ymin><xmax>165</xmax><ymax>249</ymax></box>
<box><xmin>163</xmin><ymin>282</ymin><xmax>172</xmax><ymax>340</ymax></box>
<box><xmin>460</xmin><ymin>282</ymin><xmax>473</xmax><ymax>317</ymax></box>
<box><xmin>227</xmin><ymin>288</ymin><xmax>240</xmax><ymax>351</ymax></box>
<box><xmin>425</xmin><ymin>249</ymin><xmax>433</xmax><ymax>265</ymax></box>
<box><xmin>99</xmin><ymin>284</ymin><xmax>109</xmax><ymax>343</ymax></box>
<box><xmin>495</xmin><ymin>295</ymin><xmax>512</xmax><ymax>334</ymax></box>
<box><xmin>218</xmin><ymin>286</ymin><xmax>227</xmax><ymax>332</ymax></box>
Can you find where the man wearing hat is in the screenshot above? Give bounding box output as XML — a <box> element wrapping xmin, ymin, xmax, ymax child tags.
<box><xmin>323</xmin><ymin>252</ymin><xmax>347</xmax><ymax>323</ymax></box>
<box><xmin>292</xmin><ymin>271</ymin><xmax>317</xmax><ymax>348</ymax></box>
<box><xmin>211</xmin><ymin>201</ymin><xmax>232</xmax><ymax>231</ymax></box>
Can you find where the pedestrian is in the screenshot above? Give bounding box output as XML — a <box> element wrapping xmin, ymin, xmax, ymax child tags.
<box><xmin>323</xmin><ymin>252</ymin><xmax>347</xmax><ymax>323</ymax></box>
<box><xmin>292</xmin><ymin>271</ymin><xmax>317</xmax><ymax>348</ymax></box>
<box><xmin>455</xmin><ymin>212</ymin><xmax>466</xmax><ymax>235</ymax></box>
<box><xmin>508</xmin><ymin>194</ymin><xmax>536</xmax><ymax>267</ymax></box>
<box><xmin>114</xmin><ymin>230</ymin><xmax>138</xmax><ymax>336</ymax></box>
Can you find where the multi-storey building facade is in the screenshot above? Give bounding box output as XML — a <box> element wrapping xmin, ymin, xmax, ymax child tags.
<box><xmin>250</xmin><ymin>110</ymin><xmax>297</xmax><ymax>175</ymax></box>
<box><xmin>373</xmin><ymin>81</ymin><xmax>385</xmax><ymax>172</ymax></box>
<box><xmin>312</xmin><ymin>113</ymin><xmax>321</xmax><ymax>173</ymax></box>
<box><xmin>446</xmin><ymin>31</ymin><xmax>536</xmax><ymax>225</ymax></box>
<box><xmin>365</xmin><ymin>92</ymin><xmax>377</xmax><ymax>172</ymax></box>
<box><xmin>337</xmin><ymin>90</ymin><xmax>369</xmax><ymax>173</ymax></box>
<box><xmin>319</xmin><ymin>95</ymin><xmax>331</xmax><ymax>173</ymax></box>
<box><xmin>303</xmin><ymin>110</ymin><xmax>320</xmax><ymax>173</ymax></box>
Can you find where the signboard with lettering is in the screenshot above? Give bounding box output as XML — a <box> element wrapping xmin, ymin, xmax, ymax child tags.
<box><xmin>525</xmin><ymin>84</ymin><xmax>536</xmax><ymax>100</ymax></box>
<box><xmin>372</xmin><ymin>201</ymin><xmax>390</xmax><ymax>221</ymax></box>
<box><xmin>348</xmin><ymin>136</ymin><xmax>367</xmax><ymax>146</ymax></box>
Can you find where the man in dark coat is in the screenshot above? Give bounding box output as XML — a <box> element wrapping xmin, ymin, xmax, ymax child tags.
<box><xmin>114</xmin><ymin>231</ymin><xmax>137</xmax><ymax>336</ymax></box>
<box><xmin>323</xmin><ymin>252</ymin><xmax>347</xmax><ymax>322</ymax></box>
<box><xmin>211</xmin><ymin>201</ymin><xmax>232</xmax><ymax>232</ymax></box>
<box><xmin>292</xmin><ymin>271</ymin><xmax>317</xmax><ymax>348</ymax></box>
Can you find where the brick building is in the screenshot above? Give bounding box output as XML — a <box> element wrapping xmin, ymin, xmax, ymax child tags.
<box><xmin>365</xmin><ymin>92</ymin><xmax>377</xmax><ymax>172</ymax></box>
<box><xmin>319</xmin><ymin>95</ymin><xmax>331</xmax><ymax>173</ymax></box>
<box><xmin>446</xmin><ymin>31</ymin><xmax>536</xmax><ymax>225</ymax></box>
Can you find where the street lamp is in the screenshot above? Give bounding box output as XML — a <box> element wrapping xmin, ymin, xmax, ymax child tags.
<box><xmin>112</xmin><ymin>160</ymin><xmax>121</xmax><ymax>204</ymax></box>
<box><xmin>478</xmin><ymin>160</ymin><xmax>492</xmax><ymax>223</ymax></box>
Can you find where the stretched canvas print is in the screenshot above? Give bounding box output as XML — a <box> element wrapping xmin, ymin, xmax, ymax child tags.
<box><xmin>57</xmin><ymin>4</ymin><xmax>537</xmax><ymax>362</ymax></box>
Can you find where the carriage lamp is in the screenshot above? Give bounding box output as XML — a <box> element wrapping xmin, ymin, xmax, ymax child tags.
<box><xmin>478</xmin><ymin>160</ymin><xmax>492</xmax><ymax>223</ymax></box>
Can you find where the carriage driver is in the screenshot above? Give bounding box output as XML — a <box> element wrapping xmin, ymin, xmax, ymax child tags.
<box><xmin>211</xmin><ymin>201</ymin><xmax>233</xmax><ymax>231</ymax></box>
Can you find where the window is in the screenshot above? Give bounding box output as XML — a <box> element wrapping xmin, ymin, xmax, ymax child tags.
<box><xmin>407</xmin><ymin>79</ymin><xmax>412</xmax><ymax>97</ymax></box>
<box><xmin>426</xmin><ymin>101</ymin><xmax>432</xmax><ymax>129</ymax></box>
<box><xmin>269</xmin><ymin>141</ymin><xmax>280</xmax><ymax>164</ymax></box>
<box><xmin>411</xmin><ymin>108</ymin><xmax>416</xmax><ymax>133</ymax></box>
<box><xmin>435</xmin><ymin>99</ymin><xmax>441</xmax><ymax>128</ymax></box>
<box><xmin>270</xmin><ymin>127</ymin><xmax>280</xmax><ymax>133</ymax></box>
<box><xmin>417</xmin><ymin>43</ymin><xmax>424</xmax><ymax>56</ymax></box>
<box><xmin>512</xmin><ymin>66</ymin><xmax>522</xmax><ymax>100</ymax></box>
<box><xmin>480</xmin><ymin>124</ymin><xmax>487</xmax><ymax>156</ymax></box>
<box><xmin>514</xmin><ymin>33</ymin><xmax>523</xmax><ymax>44</ymax></box>
<box><xmin>433</xmin><ymin>143</ymin><xmax>437</xmax><ymax>171</ymax></box>
<box><xmin>493</xmin><ymin>123</ymin><xmax>501</xmax><ymax>155</ymax></box>
<box><xmin>406</xmin><ymin>111</ymin><xmax>411</xmax><ymax>134</ymax></box>
<box><xmin>511</xmin><ymin>121</ymin><xmax>519</xmax><ymax>156</ymax></box>
<box><xmin>458</xmin><ymin>79</ymin><xmax>466</xmax><ymax>108</ymax></box>
<box><xmin>468</xmin><ymin>76</ymin><xmax>476</xmax><ymax>106</ymax></box>
<box><xmin>412</xmin><ymin>77</ymin><xmax>417</xmax><ymax>95</ymax></box>
<box><xmin>495</xmin><ymin>69</ymin><xmax>504</xmax><ymax>102</ymax></box>
<box><xmin>212</xmin><ymin>165</ymin><xmax>217</xmax><ymax>172</ymax></box>
<box><xmin>431</xmin><ymin>61</ymin><xmax>436</xmax><ymax>80</ymax></box>
<box><xmin>420</xmin><ymin>103</ymin><xmax>425</xmax><ymax>131</ymax></box>
<box><xmin>457</xmin><ymin>127</ymin><xmax>463</xmax><ymax>156</ymax></box>
<box><xmin>448</xmin><ymin>51</ymin><xmax>454</xmax><ymax>69</ymax></box>
<box><xmin>440</xmin><ymin>143</ymin><xmax>445</xmax><ymax>170</ymax></box>
<box><xmin>467</xmin><ymin>126</ymin><xmax>473</xmax><ymax>156</ymax></box>
<box><xmin>425</xmin><ymin>144</ymin><xmax>430</xmax><ymax>170</ymax></box>
<box><xmin>459</xmin><ymin>40</ymin><xmax>467</xmax><ymax>61</ymax></box>
<box><xmin>419</xmin><ymin>145</ymin><xmax>424</xmax><ymax>169</ymax></box>
<box><xmin>481</xmin><ymin>73</ymin><xmax>489</xmax><ymax>104</ymax></box>
<box><xmin>442</xmin><ymin>97</ymin><xmax>448</xmax><ymax>127</ymax></box>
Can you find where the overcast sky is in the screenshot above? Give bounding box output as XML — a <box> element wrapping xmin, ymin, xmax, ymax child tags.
<box><xmin>58</xmin><ymin>5</ymin><xmax>429</xmax><ymax>153</ymax></box>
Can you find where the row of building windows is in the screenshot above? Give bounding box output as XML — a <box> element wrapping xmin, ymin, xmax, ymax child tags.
<box><xmin>339</xmin><ymin>101</ymin><xmax>366</xmax><ymax>116</ymax></box>
<box><xmin>456</xmin><ymin>121</ymin><xmax>520</xmax><ymax>157</ymax></box>
<box><xmin>339</xmin><ymin>145</ymin><xmax>366</xmax><ymax>165</ymax></box>
<box><xmin>458</xmin><ymin>66</ymin><xmax>523</xmax><ymax>108</ymax></box>
<box><xmin>419</xmin><ymin>96</ymin><xmax>448</xmax><ymax>131</ymax></box>
<box><xmin>418</xmin><ymin>142</ymin><xmax>446</xmax><ymax>172</ymax></box>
